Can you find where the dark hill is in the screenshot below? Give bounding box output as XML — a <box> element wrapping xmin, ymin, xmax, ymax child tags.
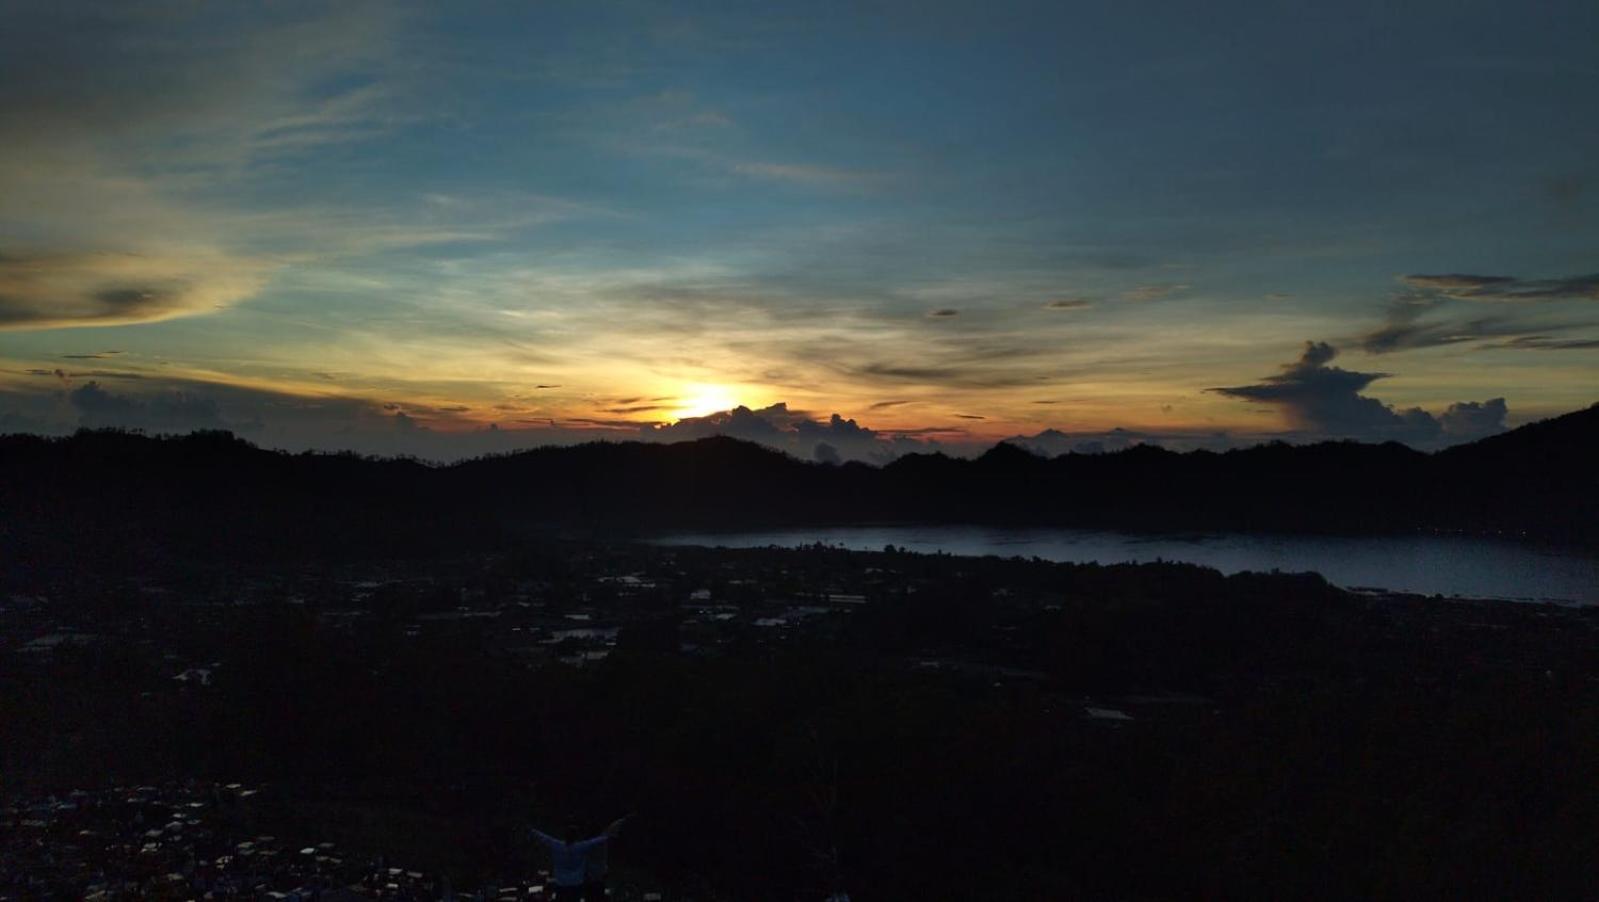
<box><xmin>1429</xmin><ymin>402</ymin><xmax>1599</xmax><ymax>539</ymax></box>
<box><xmin>1</xmin><ymin>405</ymin><xmax>1594</xmax><ymax>570</ymax></box>
<box><xmin>1438</xmin><ymin>401</ymin><xmax>1599</xmax><ymax>470</ymax></box>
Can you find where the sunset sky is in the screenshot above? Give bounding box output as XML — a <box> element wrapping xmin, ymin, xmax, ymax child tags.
<box><xmin>2</xmin><ymin>1</ymin><xmax>1596</xmax><ymax>461</ymax></box>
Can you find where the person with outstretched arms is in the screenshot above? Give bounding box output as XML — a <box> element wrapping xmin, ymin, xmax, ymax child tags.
<box><xmin>530</xmin><ymin>815</ymin><xmax>629</xmax><ymax>901</ymax></box>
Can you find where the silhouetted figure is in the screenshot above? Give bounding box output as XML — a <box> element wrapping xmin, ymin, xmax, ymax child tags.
<box><xmin>530</xmin><ymin>816</ymin><xmax>627</xmax><ymax>901</ymax></box>
<box><xmin>580</xmin><ymin>820</ymin><xmax>615</xmax><ymax>902</ymax></box>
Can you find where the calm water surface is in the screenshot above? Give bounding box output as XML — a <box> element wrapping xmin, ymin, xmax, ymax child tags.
<box><xmin>654</xmin><ymin>526</ymin><xmax>1599</xmax><ymax>605</ymax></box>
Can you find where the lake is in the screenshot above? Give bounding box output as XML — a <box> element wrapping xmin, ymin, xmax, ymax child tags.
<box><xmin>653</xmin><ymin>526</ymin><xmax>1599</xmax><ymax>605</ymax></box>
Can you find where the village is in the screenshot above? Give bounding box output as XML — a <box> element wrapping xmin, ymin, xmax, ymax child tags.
<box><xmin>5</xmin><ymin>542</ymin><xmax>1597</xmax><ymax>899</ymax></box>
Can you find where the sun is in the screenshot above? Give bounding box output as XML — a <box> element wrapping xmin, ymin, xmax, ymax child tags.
<box><xmin>673</xmin><ymin>384</ymin><xmax>741</xmax><ymax>420</ymax></box>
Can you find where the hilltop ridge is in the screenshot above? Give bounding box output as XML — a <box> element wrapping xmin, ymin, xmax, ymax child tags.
<box><xmin>1</xmin><ymin>404</ymin><xmax>1594</xmax><ymax>571</ymax></box>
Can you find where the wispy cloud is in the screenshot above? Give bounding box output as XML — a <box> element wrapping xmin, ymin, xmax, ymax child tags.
<box><xmin>1358</xmin><ymin>311</ymin><xmax>1530</xmax><ymax>354</ymax></box>
<box><xmin>730</xmin><ymin>161</ymin><xmax>883</xmax><ymax>189</ymax></box>
<box><xmin>0</xmin><ymin>252</ymin><xmax>270</xmax><ymax>331</ymax></box>
<box><xmin>1400</xmin><ymin>273</ymin><xmax>1599</xmax><ymax>302</ymax></box>
<box><xmin>0</xmin><ymin>3</ymin><xmax>563</xmax><ymax>332</ymax></box>
<box><xmin>1481</xmin><ymin>334</ymin><xmax>1599</xmax><ymax>351</ymax></box>
<box><xmin>1358</xmin><ymin>272</ymin><xmax>1599</xmax><ymax>354</ymax></box>
<box><xmin>1120</xmin><ymin>283</ymin><xmax>1189</xmax><ymax>302</ymax></box>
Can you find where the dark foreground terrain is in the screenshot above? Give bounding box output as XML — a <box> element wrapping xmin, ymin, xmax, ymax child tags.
<box><xmin>4</xmin><ymin>542</ymin><xmax>1597</xmax><ymax>899</ymax></box>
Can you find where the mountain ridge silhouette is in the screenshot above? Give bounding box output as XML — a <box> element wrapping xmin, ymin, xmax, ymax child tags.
<box><xmin>2</xmin><ymin>403</ymin><xmax>1594</xmax><ymax>569</ymax></box>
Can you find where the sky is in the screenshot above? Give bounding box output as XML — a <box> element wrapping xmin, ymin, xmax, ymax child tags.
<box><xmin>1</xmin><ymin>0</ymin><xmax>1596</xmax><ymax>462</ymax></box>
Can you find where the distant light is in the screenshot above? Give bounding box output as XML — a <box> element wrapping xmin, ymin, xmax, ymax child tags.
<box><xmin>673</xmin><ymin>384</ymin><xmax>739</xmax><ymax>419</ymax></box>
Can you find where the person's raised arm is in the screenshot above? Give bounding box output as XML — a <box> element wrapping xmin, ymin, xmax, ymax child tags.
<box><xmin>529</xmin><ymin>826</ymin><xmax>560</xmax><ymax>848</ymax></box>
<box><xmin>604</xmin><ymin>814</ymin><xmax>632</xmax><ymax>838</ymax></box>
<box><xmin>567</xmin><ymin>816</ymin><xmax>631</xmax><ymax>852</ymax></box>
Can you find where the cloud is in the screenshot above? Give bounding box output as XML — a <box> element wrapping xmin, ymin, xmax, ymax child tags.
<box><xmin>643</xmin><ymin>403</ymin><xmax>794</xmax><ymax>444</ymax></box>
<box><xmin>730</xmin><ymin>161</ymin><xmax>880</xmax><ymax>189</ymax></box>
<box><xmin>666</xmin><ymin>110</ymin><xmax>734</xmax><ymax>130</ymax></box>
<box><xmin>25</xmin><ymin>366</ymin><xmax>142</xmax><ymax>383</ymax></box>
<box><xmin>1400</xmin><ymin>273</ymin><xmax>1599</xmax><ymax>302</ymax></box>
<box><xmin>640</xmin><ymin>402</ymin><xmax>960</xmax><ymax>463</ymax></box>
<box><xmin>1399</xmin><ymin>274</ymin><xmax>1517</xmax><ymax>294</ymax></box>
<box><xmin>1483</xmin><ymin>335</ymin><xmax>1599</xmax><ymax>351</ymax></box>
<box><xmin>1120</xmin><ymin>283</ymin><xmax>1189</xmax><ymax>302</ymax></box>
<box><xmin>0</xmin><ymin>251</ymin><xmax>268</xmax><ymax>331</ymax></box>
<box><xmin>1437</xmin><ymin>398</ymin><xmax>1509</xmax><ymax>440</ymax></box>
<box><xmin>69</xmin><ymin>381</ymin><xmax>225</xmax><ymax>432</ymax></box>
<box><xmin>0</xmin><ymin>5</ymin><xmax>380</xmax><ymax>331</ymax></box>
<box><xmin>1358</xmin><ymin>272</ymin><xmax>1599</xmax><ymax>353</ymax></box>
<box><xmin>1358</xmin><ymin>312</ymin><xmax>1526</xmax><ymax>353</ymax></box>
<box><xmin>3</xmin><ymin>370</ymin><xmax>507</xmax><ymax>457</ymax></box>
<box><xmin>0</xmin><ymin>3</ymin><xmax>399</xmax><ymax>172</ymax></box>
<box><xmin>0</xmin><ymin>386</ymin><xmax>61</xmax><ymax>435</ymax></box>
<box><xmin>1209</xmin><ymin>341</ymin><xmax>1508</xmax><ymax>446</ymax></box>
<box><xmin>0</xmin><ymin>410</ymin><xmax>51</xmax><ymax>434</ymax></box>
<box><xmin>0</xmin><ymin>4</ymin><xmax>552</xmax><ymax>333</ymax></box>
<box><xmin>855</xmin><ymin>362</ymin><xmax>1050</xmax><ymax>389</ymax></box>
<box><xmin>1044</xmin><ymin>298</ymin><xmax>1093</xmax><ymax>310</ymax></box>
<box><xmin>1297</xmin><ymin>340</ymin><xmax>1337</xmax><ymax>368</ymax></box>
<box><xmin>926</xmin><ymin>308</ymin><xmax>960</xmax><ymax>318</ymax></box>
<box><xmin>1003</xmin><ymin>426</ymin><xmax>1234</xmax><ymax>456</ymax></box>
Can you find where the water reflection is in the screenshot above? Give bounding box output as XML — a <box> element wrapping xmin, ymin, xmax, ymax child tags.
<box><xmin>655</xmin><ymin>527</ymin><xmax>1598</xmax><ymax>605</ymax></box>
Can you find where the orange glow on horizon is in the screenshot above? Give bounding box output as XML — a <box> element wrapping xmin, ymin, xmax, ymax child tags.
<box><xmin>671</xmin><ymin>384</ymin><xmax>742</xmax><ymax>420</ymax></box>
